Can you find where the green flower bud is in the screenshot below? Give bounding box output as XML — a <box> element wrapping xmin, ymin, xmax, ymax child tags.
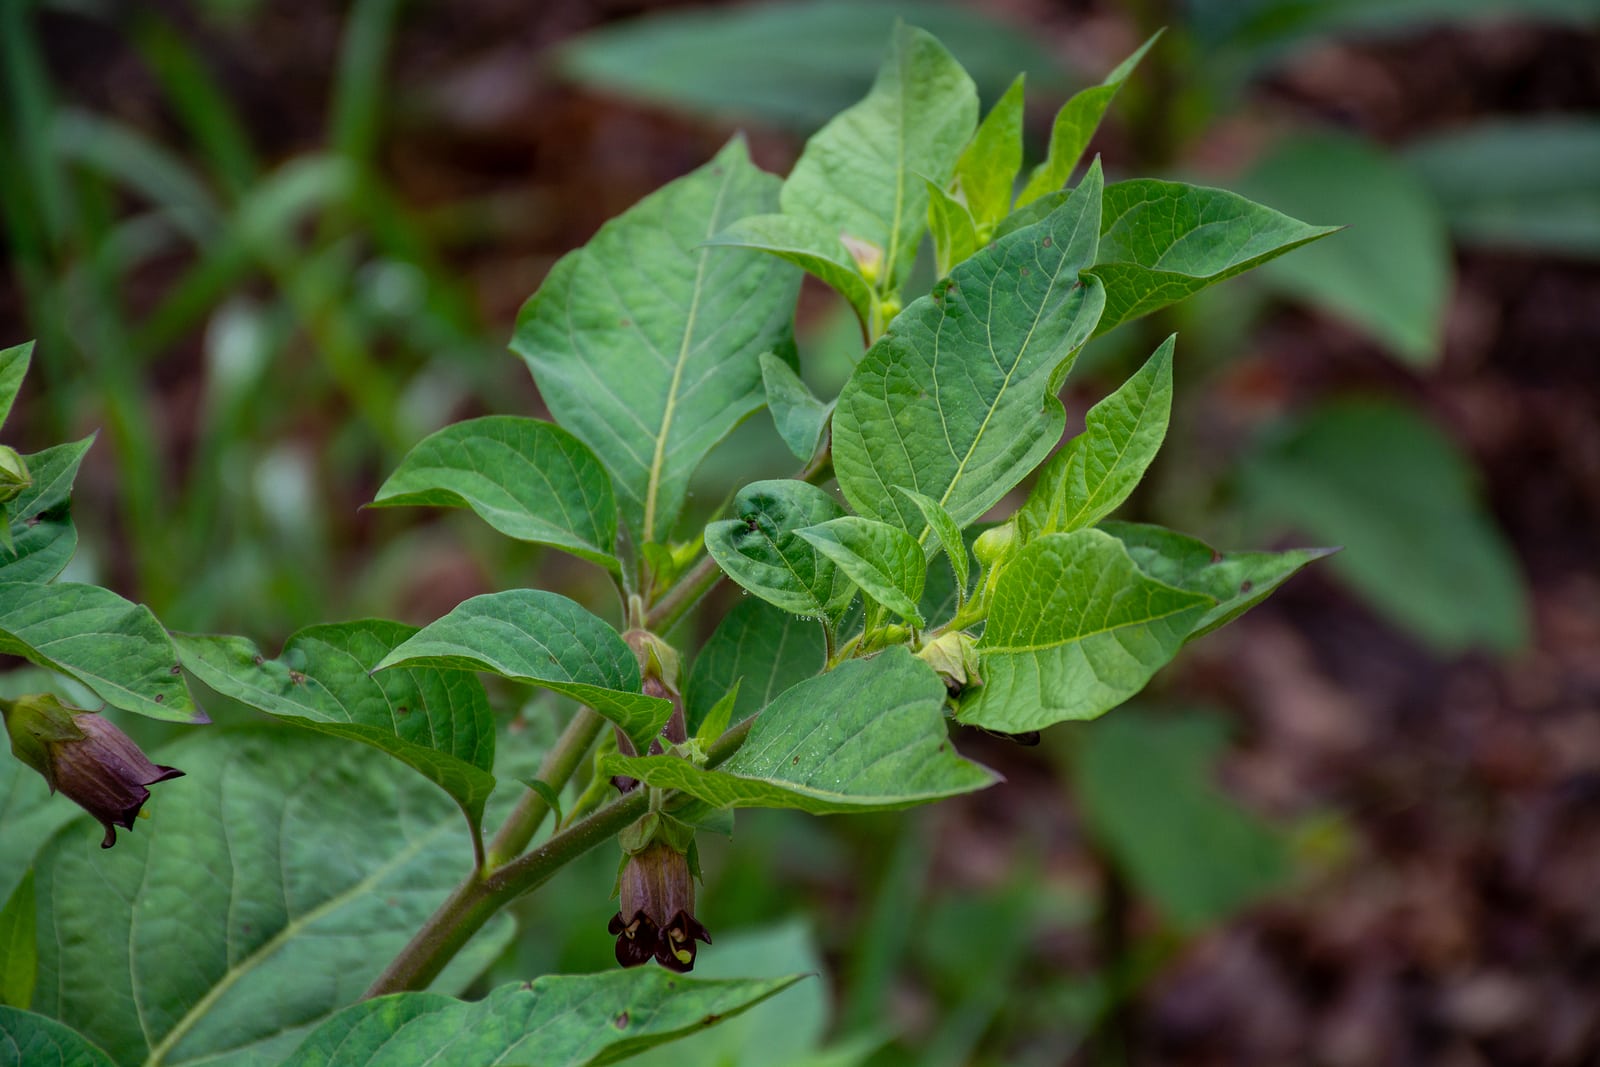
<box><xmin>0</xmin><ymin>446</ymin><xmax>30</xmax><ymax>504</ymax></box>
<box><xmin>972</xmin><ymin>520</ymin><xmax>1017</xmax><ymax>568</ymax></box>
<box><xmin>3</xmin><ymin>695</ymin><xmax>184</xmax><ymax>849</ymax></box>
<box><xmin>916</xmin><ymin>630</ymin><xmax>981</xmax><ymax>697</ymax></box>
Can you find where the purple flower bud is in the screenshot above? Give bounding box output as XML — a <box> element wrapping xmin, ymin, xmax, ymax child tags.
<box><xmin>608</xmin><ymin>840</ymin><xmax>711</xmax><ymax>973</ymax></box>
<box><xmin>3</xmin><ymin>695</ymin><xmax>184</xmax><ymax>849</ymax></box>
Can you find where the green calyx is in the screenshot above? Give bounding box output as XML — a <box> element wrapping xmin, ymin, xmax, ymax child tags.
<box><xmin>2</xmin><ymin>693</ymin><xmax>86</xmax><ymax>781</ymax></box>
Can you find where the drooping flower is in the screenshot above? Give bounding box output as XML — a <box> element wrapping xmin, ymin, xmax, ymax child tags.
<box><xmin>608</xmin><ymin>838</ymin><xmax>711</xmax><ymax>973</ymax></box>
<box><xmin>3</xmin><ymin>694</ymin><xmax>184</xmax><ymax>848</ymax></box>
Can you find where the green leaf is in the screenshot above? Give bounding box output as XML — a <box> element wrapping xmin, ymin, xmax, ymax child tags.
<box><xmin>0</xmin><ymin>583</ymin><xmax>199</xmax><ymax>723</ymax></box>
<box><xmin>512</xmin><ymin>136</ymin><xmax>801</xmax><ymax>545</ymax></box>
<box><xmin>375</xmin><ymin>590</ymin><xmax>670</xmax><ymax>749</ymax></box>
<box><xmin>683</xmin><ymin>598</ymin><xmax>826</xmax><ymax>736</ymax></box>
<box><xmin>0</xmin><ymin>868</ymin><xmax>35</xmax><ymax>1009</ymax></box>
<box><xmin>279</xmin><ymin>971</ymin><xmax>805</xmax><ymax>1067</ymax></box>
<box><xmin>1404</xmin><ymin>117</ymin><xmax>1600</xmax><ymax>258</ymax></box>
<box><xmin>1018</xmin><ymin>337</ymin><xmax>1174</xmax><ymax>536</ymax></box>
<box><xmin>623</xmin><ymin>922</ymin><xmax>838</xmax><ymax>1067</ymax></box>
<box><xmin>704</xmin><ymin>480</ymin><xmax>854</xmax><ymax>621</ymax></box>
<box><xmin>0</xmin><ymin>438</ymin><xmax>93</xmax><ymax>584</ymax></box>
<box><xmin>797</xmin><ymin>517</ymin><xmax>926</xmax><ymax>627</ymax></box>
<box><xmin>0</xmin><ymin>1007</ymin><xmax>116</xmax><ymax>1067</ymax></box>
<box><xmin>32</xmin><ymin>728</ymin><xmax>515</xmax><ymax>1067</ymax></box>
<box><xmin>760</xmin><ymin>353</ymin><xmax>833</xmax><ymax>462</ymax></box>
<box><xmin>0</xmin><ymin>706</ymin><xmax>80</xmax><ymax>906</ymax></box>
<box><xmin>371</xmin><ymin>416</ymin><xmax>619</xmax><ymax>570</ymax></box>
<box><xmin>707</xmin><ymin>214</ymin><xmax>876</xmax><ymax>328</ymax></box>
<box><xmin>893</xmin><ymin>486</ymin><xmax>969</xmax><ymax>594</ymax></box>
<box><xmin>832</xmin><ymin>161</ymin><xmax>1106</xmax><ymax>532</ymax></box>
<box><xmin>1089</xmin><ymin>179</ymin><xmax>1340</xmax><ymax>337</ymax></box>
<box><xmin>174</xmin><ymin>620</ymin><xmax>496</xmax><ymax>832</ymax></box>
<box><xmin>555</xmin><ymin>1</ymin><xmax>1069</xmax><ymax>133</ymax></box>
<box><xmin>1073</xmin><ymin>710</ymin><xmax>1291</xmax><ymax>931</ymax></box>
<box><xmin>1239</xmin><ymin>131</ymin><xmax>1450</xmax><ymax>364</ymax></box>
<box><xmin>959</xmin><ymin>530</ymin><xmax>1214</xmax><ymax>732</ymax></box>
<box><xmin>606</xmin><ymin>647</ymin><xmax>998</xmax><ymax>813</ymax></box>
<box><xmin>1239</xmin><ymin>399</ymin><xmax>1529</xmax><ymax>653</ymax></box>
<box><xmin>0</xmin><ymin>341</ymin><xmax>31</xmax><ymax>431</ymax></box>
<box><xmin>779</xmin><ymin>22</ymin><xmax>978</xmax><ymax>295</ymax></box>
<box><xmin>1101</xmin><ymin>522</ymin><xmax>1334</xmax><ymax>640</ymax></box>
<box><xmin>954</xmin><ymin>74</ymin><xmax>1025</xmax><ymax>230</ymax></box>
<box><xmin>1015</xmin><ymin>33</ymin><xmax>1159</xmax><ymax>208</ymax></box>
<box><xmin>925</xmin><ymin>179</ymin><xmax>981</xmax><ymax>279</ymax></box>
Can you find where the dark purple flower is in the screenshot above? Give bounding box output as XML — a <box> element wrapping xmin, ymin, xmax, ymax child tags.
<box><xmin>4</xmin><ymin>695</ymin><xmax>184</xmax><ymax>848</ymax></box>
<box><xmin>608</xmin><ymin>840</ymin><xmax>711</xmax><ymax>973</ymax></box>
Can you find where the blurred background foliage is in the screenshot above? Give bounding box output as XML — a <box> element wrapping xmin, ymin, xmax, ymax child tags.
<box><xmin>2</xmin><ymin>0</ymin><xmax>1598</xmax><ymax>1063</ymax></box>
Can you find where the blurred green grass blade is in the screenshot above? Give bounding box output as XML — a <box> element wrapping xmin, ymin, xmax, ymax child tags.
<box><xmin>330</xmin><ymin>0</ymin><xmax>401</xmax><ymax>166</ymax></box>
<box><xmin>1073</xmin><ymin>709</ymin><xmax>1293</xmax><ymax>932</ymax></box>
<box><xmin>1404</xmin><ymin>117</ymin><xmax>1600</xmax><ymax>258</ymax></box>
<box><xmin>0</xmin><ymin>0</ymin><xmax>69</xmax><ymax>246</ymax></box>
<box><xmin>841</xmin><ymin>824</ymin><xmax>930</xmax><ymax>1034</ymax></box>
<box><xmin>556</xmin><ymin>0</ymin><xmax>1073</xmax><ymax>132</ymax></box>
<box><xmin>1240</xmin><ymin>398</ymin><xmax>1531</xmax><ymax>654</ymax></box>
<box><xmin>51</xmin><ymin>108</ymin><xmax>223</xmax><ymax>242</ymax></box>
<box><xmin>1239</xmin><ymin>130</ymin><xmax>1452</xmax><ymax>365</ymax></box>
<box><xmin>133</xmin><ymin>15</ymin><xmax>260</xmax><ymax>196</ymax></box>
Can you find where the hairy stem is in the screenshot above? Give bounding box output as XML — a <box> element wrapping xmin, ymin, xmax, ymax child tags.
<box><xmin>485</xmin><ymin>705</ymin><xmax>606</xmax><ymax>868</ymax></box>
<box><xmin>367</xmin><ymin>709</ymin><xmax>755</xmax><ymax>997</ymax></box>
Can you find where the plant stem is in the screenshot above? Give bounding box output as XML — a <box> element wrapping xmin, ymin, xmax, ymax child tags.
<box><xmin>367</xmin><ymin>707</ymin><xmax>756</xmax><ymax>997</ymax></box>
<box><xmin>645</xmin><ymin>552</ymin><xmax>722</xmax><ymax>633</ymax></box>
<box><xmin>485</xmin><ymin>706</ymin><xmax>605</xmax><ymax>869</ymax></box>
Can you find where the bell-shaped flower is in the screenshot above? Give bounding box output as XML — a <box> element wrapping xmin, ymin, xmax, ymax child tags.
<box><xmin>3</xmin><ymin>694</ymin><xmax>184</xmax><ymax>848</ymax></box>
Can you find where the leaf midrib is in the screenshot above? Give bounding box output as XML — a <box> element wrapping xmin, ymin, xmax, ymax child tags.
<box><xmin>141</xmin><ymin>818</ymin><xmax>453</xmax><ymax>1067</ymax></box>
<box><xmin>642</xmin><ymin>166</ymin><xmax>736</xmax><ymax>542</ymax></box>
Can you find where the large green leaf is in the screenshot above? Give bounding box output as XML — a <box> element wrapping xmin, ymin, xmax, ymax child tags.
<box><xmin>1089</xmin><ymin>179</ymin><xmax>1340</xmax><ymax>336</ymax></box>
<box><xmin>0</xmin><ymin>693</ymin><xmax>82</xmax><ymax>905</ymax></box>
<box><xmin>279</xmin><ymin>971</ymin><xmax>804</xmax><ymax>1067</ymax></box>
<box><xmin>556</xmin><ymin>1</ymin><xmax>1069</xmax><ymax>133</ymax></box>
<box><xmin>173</xmin><ymin>621</ymin><xmax>496</xmax><ymax>832</ymax></box>
<box><xmin>605</xmin><ymin>647</ymin><xmax>997</xmax><ymax>813</ymax></box>
<box><xmin>32</xmin><ymin>728</ymin><xmax>515</xmax><ymax>1067</ymax></box>
<box><xmin>704</xmin><ymin>480</ymin><xmax>854</xmax><ymax>621</ymax></box>
<box><xmin>1239</xmin><ymin>399</ymin><xmax>1529</xmax><ymax>653</ymax></box>
<box><xmin>0</xmin><ymin>439</ymin><xmax>93</xmax><ymax>584</ymax></box>
<box><xmin>0</xmin><ymin>341</ymin><xmax>31</xmax><ymax>431</ymax></box>
<box><xmin>1240</xmin><ymin>131</ymin><xmax>1450</xmax><ymax>364</ymax></box>
<box><xmin>778</xmin><ymin>23</ymin><xmax>977</xmax><ymax>296</ymax></box>
<box><xmin>1101</xmin><ymin>522</ymin><xmax>1333</xmax><ymax>640</ymax></box>
<box><xmin>1073</xmin><ymin>710</ymin><xmax>1291</xmax><ymax>932</ymax></box>
<box><xmin>0</xmin><ymin>869</ymin><xmax>34</xmax><ymax>1009</ymax></box>
<box><xmin>371</xmin><ymin>416</ymin><xmax>618</xmax><ymax>570</ymax></box>
<box><xmin>832</xmin><ymin>162</ymin><xmax>1106</xmax><ymax>531</ymax></box>
<box><xmin>1018</xmin><ymin>337</ymin><xmax>1174</xmax><ymax>537</ymax></box>
<box><xmin>0</xmin><ymin>1008</ymin><xmax>116</xmax><ymax>1067</ymax></box>
<box><xmin>374</xmin><ymin>590</ymin><xmax>670</xmax><ymax>749</ymax></box>
<box><xmin>623</xmin><ymin>922</ymin><xmax>844</xmax><ymax>1067</ymax></box>
<box><xmin>959</xmin><ymin>530</ymin><xmax>1214</xmax><ymax>732</ymax></box>
<box><xmin>512</xmin><ymin>137</ymin><xmax>801</xmax><ymax>545</ymax></box>
<box><xmin>683</xmin><ymin>598</ymin><xmax>826</xmax><ymax>736</ymax></box>
<box><xmin>797</xmin><ymin>517</ymin><xmax>926</xmax><ymax>626</ymax></box>
<box><xmin>1404</xmin><ymin>117</ymin><xmax>1600</xmax><ymax>258</ymax></box>
<box><xmin>0</xmin><ymin>583</ymin><xmax>198</xmax><ymax>723</ymax></box>
<box><xmin>1014</xmin><ymin>34</ymin><xmax>1158</xmax><ymax>208</ymax></box>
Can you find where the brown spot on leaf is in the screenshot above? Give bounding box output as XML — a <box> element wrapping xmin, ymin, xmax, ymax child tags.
<box><xmin>614</xmin><ymin>1012</ymin><xmax>629</xmax><ymax>1029</ymax></box>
